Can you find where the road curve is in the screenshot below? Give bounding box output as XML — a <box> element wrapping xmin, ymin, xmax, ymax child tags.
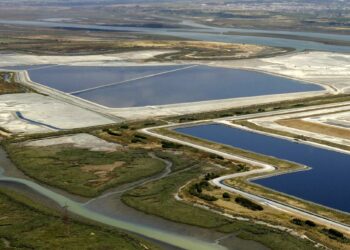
<box><xmin>141</xmin><ymin>125</ymin><xmax>350</xmax><ymax>233</ymax></box>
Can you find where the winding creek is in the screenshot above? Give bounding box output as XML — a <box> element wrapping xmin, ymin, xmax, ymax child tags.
<box><xmin>0</xmin><ymin>147</ymin><xmax>267</xmax><ymax>250</ymax></box>
<box><xmin>1</xmin><ymin>19</ymin><xmax>350</xmax><ymax>52</ymax></box>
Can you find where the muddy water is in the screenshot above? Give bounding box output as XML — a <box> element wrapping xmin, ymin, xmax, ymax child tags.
<box><xmin>0</xmin><ymin>147</ymin><xmax>268</xmax><ymax>250</ymax></box>
<box><xmin>1</xmin><ymin>19</ymin><xmax>350</xmax><ymax>52</ymax></box>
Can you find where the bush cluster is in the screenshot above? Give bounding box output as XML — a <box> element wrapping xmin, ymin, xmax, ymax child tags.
<box><xmin>322</xmin><ymin>228</ymin><xmax>347</xmax><ymax>241</ymax></box>
<box><xmin>204</xmin><ymin>172</ymin><xmax>219</xmax><ymax>181</ymax></box>
<box><xmin>161</xmin><ymin>141</ymin><xmax>182</xmax><ymax>149</ymax></box>
<box><xmin>291</xmin><ymin>218</ymin><xmax>316</xmax><ymax>227</ymax></box>
<box><xmin>235</xmin><ymin>197</ymin><xmax>263</xmax><ymax>211</ymax></box>
<box><xmin>189</xmin><ymin>181</ymin><xmax>217</xmax><ymax>202</ymax></box>
<box><xmin>104</xmin><ymin>128</ymin><xmax>122</xmax><ymax>136</ymax></box>
<box><xmin>222</xmin><ymin>192</ymin><xmax>230</xmax><ymax>199</ymax></box>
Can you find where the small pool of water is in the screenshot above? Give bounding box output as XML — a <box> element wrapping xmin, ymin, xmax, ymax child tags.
<box><xmin>24</xmin><ymin>65</ymin><xmax>322</xmax><ymax>108</ymax></box>
<box><xmin>176</xmin><ymin>124</ymin><xmax>350</xmax><ymax>213</ymax></box>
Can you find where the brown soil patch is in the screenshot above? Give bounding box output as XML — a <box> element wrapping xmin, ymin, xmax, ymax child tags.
<box><xmin>81</xmin><ymin>161</ymin><xmax>125</xmax><ymax>186</ymax></box>
<box><xmin>128</xmin><ymin>142</ymin><xmax>160</xmax><ymax>149</ymax></box>
<box><xmin>277</xmin><ymin>119</ymin><xmax>350</xmax><ymax>140</ymax></box>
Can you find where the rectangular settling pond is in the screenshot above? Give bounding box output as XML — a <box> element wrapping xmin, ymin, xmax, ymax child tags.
<box><xmin>24</xmin><ymin>64</ymin><xmax>323</xmax><ymax>108</ymax></box>
<box><xmin>176</xmin><ymin>124</ymin><xmax>350</xmax><ymax>213</ymax></box>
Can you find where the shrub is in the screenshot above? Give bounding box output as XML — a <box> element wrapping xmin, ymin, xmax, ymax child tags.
<box><xmin>106</xmin><ymin>129</ymin><xmax>122</xmax><ymax>136</ymax></box>
<box><xmin>209</xmin><ymin>154</ymin><xmax>224</xmax><ymax>160</ymax></box>
<box><xmin>199</xmin><ymin>180</ymin><xmax>209</xmax><ymax>187</ymax></box>
<box><xmin>292</xmin><ymin>104</ymin><xmax>305</xmax><ymax>108</ymax></box>
<box><xmin>305</xmin><ymin>220</ymin><xmax>316</xmax><ymax>227</ymax></box>
<box><xmin>235</xmin><ymin>197</ymin><xmax>263</xmax><ymax>211</ymax></box>
<box><xmin>131</xmin><ymin>138</ymin><xmax>142</xmax><ymax>143</ymax></box>
<box><xmin>222</xmin><ymin>192</ymin><xmax>230</xmax><ymax>199</ymax></box>
<box><xmin>143</xmin><ymin>122</ymin><xmax>157</xmax><ymax>126</ymax></box>
<box><xmin>134</xmin><ymin>134</ymin><xmax>147</xmax><ymax>140</ymax></box>
<box><xmin>291</xmin><ymin>218</ymin><xmax>304</xmax><ymax>226</ymax></box>
<box><xmin>291</xmin><ymin>218</ymin><xmax>317</xmax><ymax>228</ymax></box>
<box><xmin>219</xmin><ymin>113</ymin><xmax>232</xmax><ymax>118</ymax></box>
<box><xmin>328</xmin><ymin>229</ymin><xmax>344</xmax><ymax>239</ymax></box>
<box><xmin>179</xmin><ymin>117</ymin><xmax>195</xmax><ymax>122</ymax></box>
<box><xmin>194</xmin><ymin>183</ymin><xmax>202</xmax><ymax>193</ymax></box>
<box><xmin>199</xmin><ymin>194</ymin><xmax>218</xmax><ymax>201</ymax></box>
<box><xmin>236</xmin><ymin>163</ymin><xmax>247</xmax><ymax>172</ymax></box>
<box><xmin>120</xmin><ymin>124</ymin><xmax>129</xmax><ymax>129</ymax></box>
<box><xmin>161</xmin><ymin>141</ymin><xmax>181</xmax><ymax>149</ymax></box>
<box><xmin>189</xmin><ymin>182</ymin><xmax>217</xmax><ymax>202</ymax></box>
<box><xmin>204</xmin><ymin>173</ymin><xmax>219</xmax><ymax>181</ymax></box>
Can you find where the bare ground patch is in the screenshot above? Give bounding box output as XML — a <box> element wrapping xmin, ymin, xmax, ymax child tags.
<box><xmin>277</xmin><ymin>119</ymin><xmax>350</xmax><ymax>140</ymax></box>
<box><xmin>81</xmin><ymin>161</ymin><xmax>125</xmax><ymax>186</ymax></box>
<box><xmin>23</xmin><ymin>133</ymin><xmax>121</xmax><ymax>152</ymax></box>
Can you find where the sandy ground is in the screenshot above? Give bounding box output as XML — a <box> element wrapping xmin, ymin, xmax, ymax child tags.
<box><xmin>248</xmin><ymin>104</ymin><xmax>350</xmax><ymax>147</ymax></box>
<box><xmin>307</xmin><ymin>111</ymin><xmax>350</xmax><ymax>129</ymax></box>
<box><xmin>0</xmin><ymin>93</ymin><xmax>115</xmax><ymax>134</ymax></box>
<box><xmin>207</xmin><ymin>51</ymin><xmax>350</xmax><ymax>93</ymax></box>
<box><xmin>23</xmin><ymin>133</ymin><xmax>120</xmax><ymax>152</ymax></box>
<box><xmin>108</xmin><ymin>91</ymin><xmax>326</xmax><ymax>119</ymax></box>
<box><xmin>278</xmin><ymin>119</ymin><xmax>350</xmax><ymax>141</ymax></box>
<box><xmin>0</xmin><ymin>50</ymin><xmax>177</xmax><ymax>67</ymax></box>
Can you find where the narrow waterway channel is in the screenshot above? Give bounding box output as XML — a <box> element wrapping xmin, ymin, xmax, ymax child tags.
<box><xmin>0</xmin><ymin>147</ymin><xmax>267</xmax><ymax>250</ymax></box>
<box><xmin>176</xmin><ymin>123</ymin><xmax>350</xmax><ymax>213</ymax></box>
<box><xmin>1</xmin><ymin>19</ymin><xmax>350</xmax><ymax>52</ymax></box>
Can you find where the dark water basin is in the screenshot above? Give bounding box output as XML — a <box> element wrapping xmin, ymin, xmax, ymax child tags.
<box><xmin>176</xmin><ymin>124</ymin><xmax>350</xmax><ymax>213</ymax></box>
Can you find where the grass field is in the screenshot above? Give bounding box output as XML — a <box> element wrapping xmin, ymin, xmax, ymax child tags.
<box><xmin>0</xmin><ymin>34</ymin><xmax>286</xmax><ymax>60</ymax></box>
<box><xmin>0</xmin><ymin>188</ymin><xmax>159</xmax><ymax>250</ymax></box>
<box><xmin>122</xmin><ymin>166</ymin><xmax>317</xmax><ymax>250</ymax></box>
<box><xmin>122</xmin><ymin>165</ymin><xmax>231</xmax><ymax>228</ymax></box>
<box><xmin>168</xmin><ymin>94</ymin><xmax>350</xmax><ymax>123</ymax></box>
<box><xmin>155</xmin><ymin>127</ymin><xmax>350</xmax><ymax>225</ymax></box>
<box><xmin>2</xmin><ymin>118</ymin><xmax>346</xmax><ymax>249</ymax></box>
<box><xmin>181</xmin><ymin>177</ymin><xmax>350</xmax><ymax>250</ymax></box>
<box><xmin>5</xmin><ymin>144</ymin><xmax>165</xmax><ymax>197</ymax></box>
<box><xmin>277</xmin><ymin>118</ymin><xmax>350</xmax><ymax>140</ymax></box>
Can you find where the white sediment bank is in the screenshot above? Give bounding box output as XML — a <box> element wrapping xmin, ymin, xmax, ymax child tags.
<box><xmin>247</xmin><ymin>104</ymin><xmax>350</xmax><ymax>148</ymax></box>
<box><xmin>23</xmin><ymin>133</ymin><xmax>121</xmax><ymax>152</ymax></box>
<box><xmin>0</xmin><ymin>50</ymin><xmax>177</xmax><ymax>67</ymax></box>
<box><xmin>2</xmin><ymin>50</ymin><xmax>349</xmax><ymax>132</ymax></box>
<box><xmin>208</xmin><ymin>51</ymin><xmax>350</xmax><ymax>93</ymax></box>
<box><xmin>0</xmin><ymin>93</ymin><xmax>115</xmax><ymax>134</ymax></box>
<box><xmin>13</xmin><ymin>63</ymin><xmax>328</xmax><ymax>121</ymax></box>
